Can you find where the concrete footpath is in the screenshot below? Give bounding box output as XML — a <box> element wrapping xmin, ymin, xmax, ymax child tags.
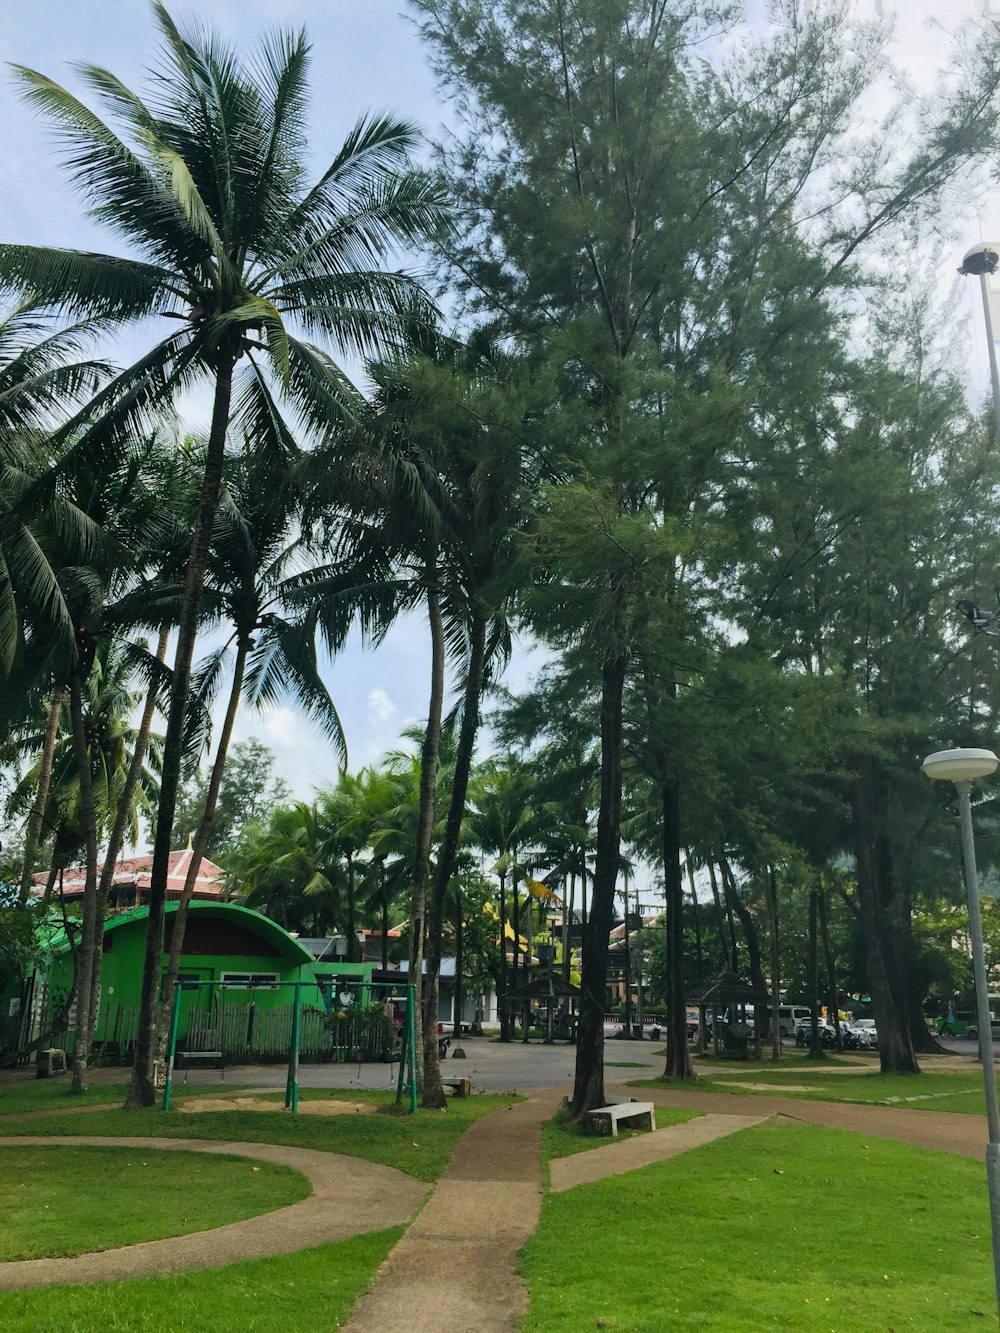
<box><xmin>343</xmin><ymin>1094</ymin><xmax>554</xmax><ymax>1333</ymax></box>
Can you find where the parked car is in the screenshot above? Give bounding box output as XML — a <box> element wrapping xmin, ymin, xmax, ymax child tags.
<box><xmin>794</xmin><ymin>1017</ymin><xmax>835</xmax><ymax>1047</ymax></box>
<box><xmin>846</xmin><ymin>1020</ymin><xmax>876</xmax><ymax>1050</ymax></box>
<box><xmin>964</xmin><ymin>1017</ymin><xmax>1000</xmax><ymax>1042</ymax></box>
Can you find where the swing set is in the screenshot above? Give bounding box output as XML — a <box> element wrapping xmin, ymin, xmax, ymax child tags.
<box><xmin>162</xmin><ymin>977</ymin><xmax>418</xmax><ymax>1113</ymax></box>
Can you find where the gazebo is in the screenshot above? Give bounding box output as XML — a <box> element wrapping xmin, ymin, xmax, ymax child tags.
<box><xmin>502</xmin><ymin>969</ymin><xmax>581</xmax><ymax>1043</ymax></box>
<box><xmin>687</xmin><ymin>970</ymin><xmax>771</xmax><ymax>1059</ymax></box>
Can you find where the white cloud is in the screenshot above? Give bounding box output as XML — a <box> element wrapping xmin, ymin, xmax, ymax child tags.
<box><xmin>367</xmin><ymin>688</ymin><xmax>397</xmax><ymax>724</ymax></box>
<box><xmin>259</xmin><ymin>707</ymin><xmax>298</xmax><ymax>745</ymax></box>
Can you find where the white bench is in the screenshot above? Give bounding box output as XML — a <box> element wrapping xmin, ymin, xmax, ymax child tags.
<box><xmin>586</xmin><ymin>1100</ymin><xmax>656</xmax><ymax>1136</ymax></box>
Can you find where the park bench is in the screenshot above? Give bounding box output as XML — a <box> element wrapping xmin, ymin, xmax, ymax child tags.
<box><xmin>585</xmin><ymin>1100</ymin><xmax>656</xmax><ymax>1137</ymax></box>
<box><xmin>443</xmin><ymin>1077</ymin><xmax>472</xmax><ymax>1097</ymax></box>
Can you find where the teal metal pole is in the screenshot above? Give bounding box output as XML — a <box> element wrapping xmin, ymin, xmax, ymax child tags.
<box><xmin>407</xmin><ymin>983</ymin><xmax>417</xmax><ymax>1114</ymax></box>
<box><xmin>285</xmin><ymin>982</ymin><xmax>302</xmax><ymax>1113</ymax></box>
<box><xmin>395</xmin><ymin>1008</ymin><xmax>408</xmax><ymax>1105</ymax></box>
<box><xmin>162</xmin><ymin>980</ymin><xmax>184</xmax><ymax>1112</ymax></box>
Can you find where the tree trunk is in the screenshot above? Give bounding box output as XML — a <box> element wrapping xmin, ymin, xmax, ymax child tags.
<box><xmin>708</xmin><ymin>858</ymin><xmax>737</xmax><ymax>971</ymax></box>
<box><xmin>685</xmin><ymin>850</ymin><xmax>704</xmax><ymax>985</ymax></box>
<box><xmin>159</xmin><ymin>634</ymin><xmax>248</xmax><ymax>1058</ymax></box>
<box><xmin>662</xmin><ymin>780</ymin><xmax>694</xmax><ymax>1079</ymax></box>
<box><xmin>346</xmin><ymin>852</ymin><xmax>359</xmax><ymax>962</ymax></box>
<box><xmin>818</xmin><ymin>884</ymin><xmax>841</xmax><ymax>1054</ymax></box>
<box><xmin>68</xmin><ymin>669</ymin><xmax>98</xmax><ymax>1095</ymax></box>
<box><xmin>39</xmin><ymin>860</ymin><xmax>59</xmax><ymax>907</ymax></box>
<box><xmin>126</xmin><ymin>353</ymin><xmax>236</xmax><ymax>1108</ymax></box>
<box><xmin>498</xmin><ymin>865</ymin><xmax>511</xmax><ymax>1041</ymax></box>
<box><xmin>452</xmin><ymin>882</ymin><xmax>464</xmax><ymax>1042</ymax></box>
<box><xmin>18</xmin><ymin>687</ymin><xmax>64</xmax><ymax>907</ymax></box>
<box><xmin>423</xmin><ymin>610</ymin><xmax>487</xmax><ymax>1108</ymax></box>
<box><xmin>853</xmin><ymin>771</ymin><xmax>919</xmax><ymax>1074</ymax></box>
<box><xmin>807</xmin><ymin>884</ymin><xmax>825</xmax><ymax>1059</ymax></box>
<box><xmin>764</xmin><ymin>864</ymin><xmax>781</xmax><ymax>1060</ymax></box>
<box><xmin>411</xmin><ymin>572</ymin><xmax>445</xmax><ymax>1097</ymax></box>
<box><xmin>720</xmin><ymin>857</ymin><xmax>766</xmax><ymax>1000</ymax></box>
<box><xmin>570</xmin><ymin>649</ymin><xmax>627</xmax><ymax>1118</ymax></box>
<box><xmin>90</xmin><ymin>625</ymin><xmax>170</xmax><ymax>1041</ymax></box>
<box><xmin>564</xmin><ymin>871</ymin><xmax>574</xmax><ymax>984</ymax></box>
<box><xmin>379</xmin><ymin>860</ymin><xmax>389</xmax><ymax>970</ymax></box>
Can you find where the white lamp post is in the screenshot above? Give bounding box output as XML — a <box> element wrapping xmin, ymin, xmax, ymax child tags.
<box><xmin>922</xmin><ymin>746</ymin><xmax>1000</xmax><ymax>1315</ymax></box>
<box><xmin>958</xmin><ymin>243</ymin><xmax>1000</xmax><ymax>443</ymax></box>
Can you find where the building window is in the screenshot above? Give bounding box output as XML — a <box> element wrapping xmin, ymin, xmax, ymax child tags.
<box><xmin>220</xmin><ymin>972</ymin><xmax>279</xmax><ymax>989</ymax></box>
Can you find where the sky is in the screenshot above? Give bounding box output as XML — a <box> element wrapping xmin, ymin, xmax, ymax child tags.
<box><xmin>2</xmin><ymin>0</ymin><xmax>999</xmax><ymax>839</ymax></box>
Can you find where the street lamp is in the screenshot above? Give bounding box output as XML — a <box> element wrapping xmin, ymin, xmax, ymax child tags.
<box><xmin>922</xmin><ymin>746</ymin><xmax>1000</xmax><ymax>1317</ymax></box>
<box><xmin>958</xmin><ymin>242</ymin><xmax>1000</xmax><ymax>442</ymax></box>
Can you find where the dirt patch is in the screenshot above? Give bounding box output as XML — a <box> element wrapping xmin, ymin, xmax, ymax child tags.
<box><xmin>177</xmin><ymin>1096</ymin><xmax>376</xmax><ymax>1117</ymax></box>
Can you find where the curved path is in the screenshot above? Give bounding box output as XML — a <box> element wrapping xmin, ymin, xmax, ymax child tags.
<box><xmin>344</xmin><ymin>1093</ymin><xmax>553</xmax><ymax>1333</ymax></box>
<box><xmin>0</xmin><ymin>1135</ymin><xmax>427</xmax><ymax>1290</ymax></box>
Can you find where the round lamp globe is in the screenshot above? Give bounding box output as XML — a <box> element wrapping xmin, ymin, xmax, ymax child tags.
<box><xmin>921</xmin><ymin>748</ymin><xmax>999</xmax><ymax>784</ymax></box>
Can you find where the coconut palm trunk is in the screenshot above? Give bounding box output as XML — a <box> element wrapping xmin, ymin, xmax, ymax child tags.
<box><xmin>68</xmin><ymin>669</ymin><xmax>99</xmax><ymax>1094</ymax></box>
<box><xmin>410</xmin><ymin>572</ymin><xmax>445</xmax><ymax>1093</ymax></box>
<box><xmin>662</xmin><ymin>778</ymin><xmax>694</xmax><ymax>1079</ymax></box>
<box><xmin>126</xmin><ymin>352</ymin><xmax>236</xmax><ymax>1107</ymax></box>
<box><xmin>159</xmin><ymin>629</ymin><xmax>248</xmax><ymax>1051</ymax></box>
<box><xmin>18</xmin><ymin>687</ymin><xmax>64</xmax><ymax>907</ymax></box>
<box><xmin>88</xmin><ymin>625</ymin><xmax>169</xmax><ymax>1038</ymax></box>
<box><xmin>422</xmin><ymin>608</ymin><xmax>487</xmax><ymax>1108</ymax></box>
<box><xmin>498</xmin><ymin>864</ymin><xmax>510</xmax><ymax>1041</ymax></box>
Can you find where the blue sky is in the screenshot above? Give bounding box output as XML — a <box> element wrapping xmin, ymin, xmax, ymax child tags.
<box><xmin>1</xmin><ymin>0</ymin><xmax>998</xmax><ymax>825</ymax></box>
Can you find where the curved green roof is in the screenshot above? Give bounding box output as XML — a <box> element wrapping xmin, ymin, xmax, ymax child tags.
<box><xmin>49</xmin><ymin>900</ymin><xmax>315</xmax><ymax>965</ymax></box>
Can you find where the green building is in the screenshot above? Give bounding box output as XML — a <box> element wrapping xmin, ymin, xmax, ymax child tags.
<box><xmin>26</xmin><ymin>901</ymin><xmax>320</xmax><ymax>1061</ymax></box>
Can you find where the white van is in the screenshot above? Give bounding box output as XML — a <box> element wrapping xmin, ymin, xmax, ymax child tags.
<box><xmin>777</xmin><ymin>1005</ymin><xmax>812</xmax><ymax>1037</ymax></box>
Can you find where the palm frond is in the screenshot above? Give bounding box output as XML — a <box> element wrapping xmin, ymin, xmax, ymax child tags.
<box><xmin>0</xmin><ymin>245</ymin><xmax>177</xmax><ymax>323</ymax></box>
<box><xmin>10</xmin><ymin>65</ymin><xmax>205</xmax><ymax>272</ymax></box>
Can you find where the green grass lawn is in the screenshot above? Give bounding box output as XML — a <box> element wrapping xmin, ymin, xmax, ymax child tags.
<box><xmin>635</xmin><ymin>1062</ymin><xmax>996</xmax><ymax>1113</ymax></box>
<box><xmin>0</xmin><ymin>1145</ymin><xmax>308</xmax><ymax>1261</ymax></box>
<box><xmin>521</xmin><ymin>1118</ymin><xmax>993</xmax><ymax>1332</ymax></box>
<box><xmin>0</xmin><ymin>1228</ymin><xmax>400</xmax><ymax>1332</ymax></box>
<box><xmin>0</xmin><ymin>1081</ymin><xmax>128</xmax><ymax>1116</ymax></box>
<box><xmin>0</xmin><ymin>1080</ymin><xmax>233</xmax><ymax>1116</ymax></box>
<box><xmin>0</xmin><ymin>1089</ymin><xmax>519</xmax><ymax>1183</ymax></box>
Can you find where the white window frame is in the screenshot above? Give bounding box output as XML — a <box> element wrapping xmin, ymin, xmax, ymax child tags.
<box><xmin>220</xmin><ymin>971</ymin><xmax>279</xmax><ymax>990</ymax></box>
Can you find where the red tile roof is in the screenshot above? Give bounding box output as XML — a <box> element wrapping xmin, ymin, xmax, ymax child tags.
<box><xmin>32</xmin><ymin>849</ymin><xmax>227</xmax><ymax>901</ymax></box>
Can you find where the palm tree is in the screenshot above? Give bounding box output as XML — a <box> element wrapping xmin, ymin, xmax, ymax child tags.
<box><xmin>382</xmin><ymin>334</ymin><xmax>544</xmax><ymax>1105</ymax></box>
<box><xmin>0</xmin><ymin>3</ymin><xmax>444</xmax><ymax>1105</ymax></box>
<box><xmin>231</xmin><ymin>800</ymin><xmax>344</xmax><ymax>937</ymax></box>
<box><xmin>159</xmin><ymin>447</ymin><xmax>343</xmax><ymax>1033</ymax></box>
<box><xmin>0</xmin><ymin>305</ymin><xmax>113</xmax><ymax>692</ymax></box>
